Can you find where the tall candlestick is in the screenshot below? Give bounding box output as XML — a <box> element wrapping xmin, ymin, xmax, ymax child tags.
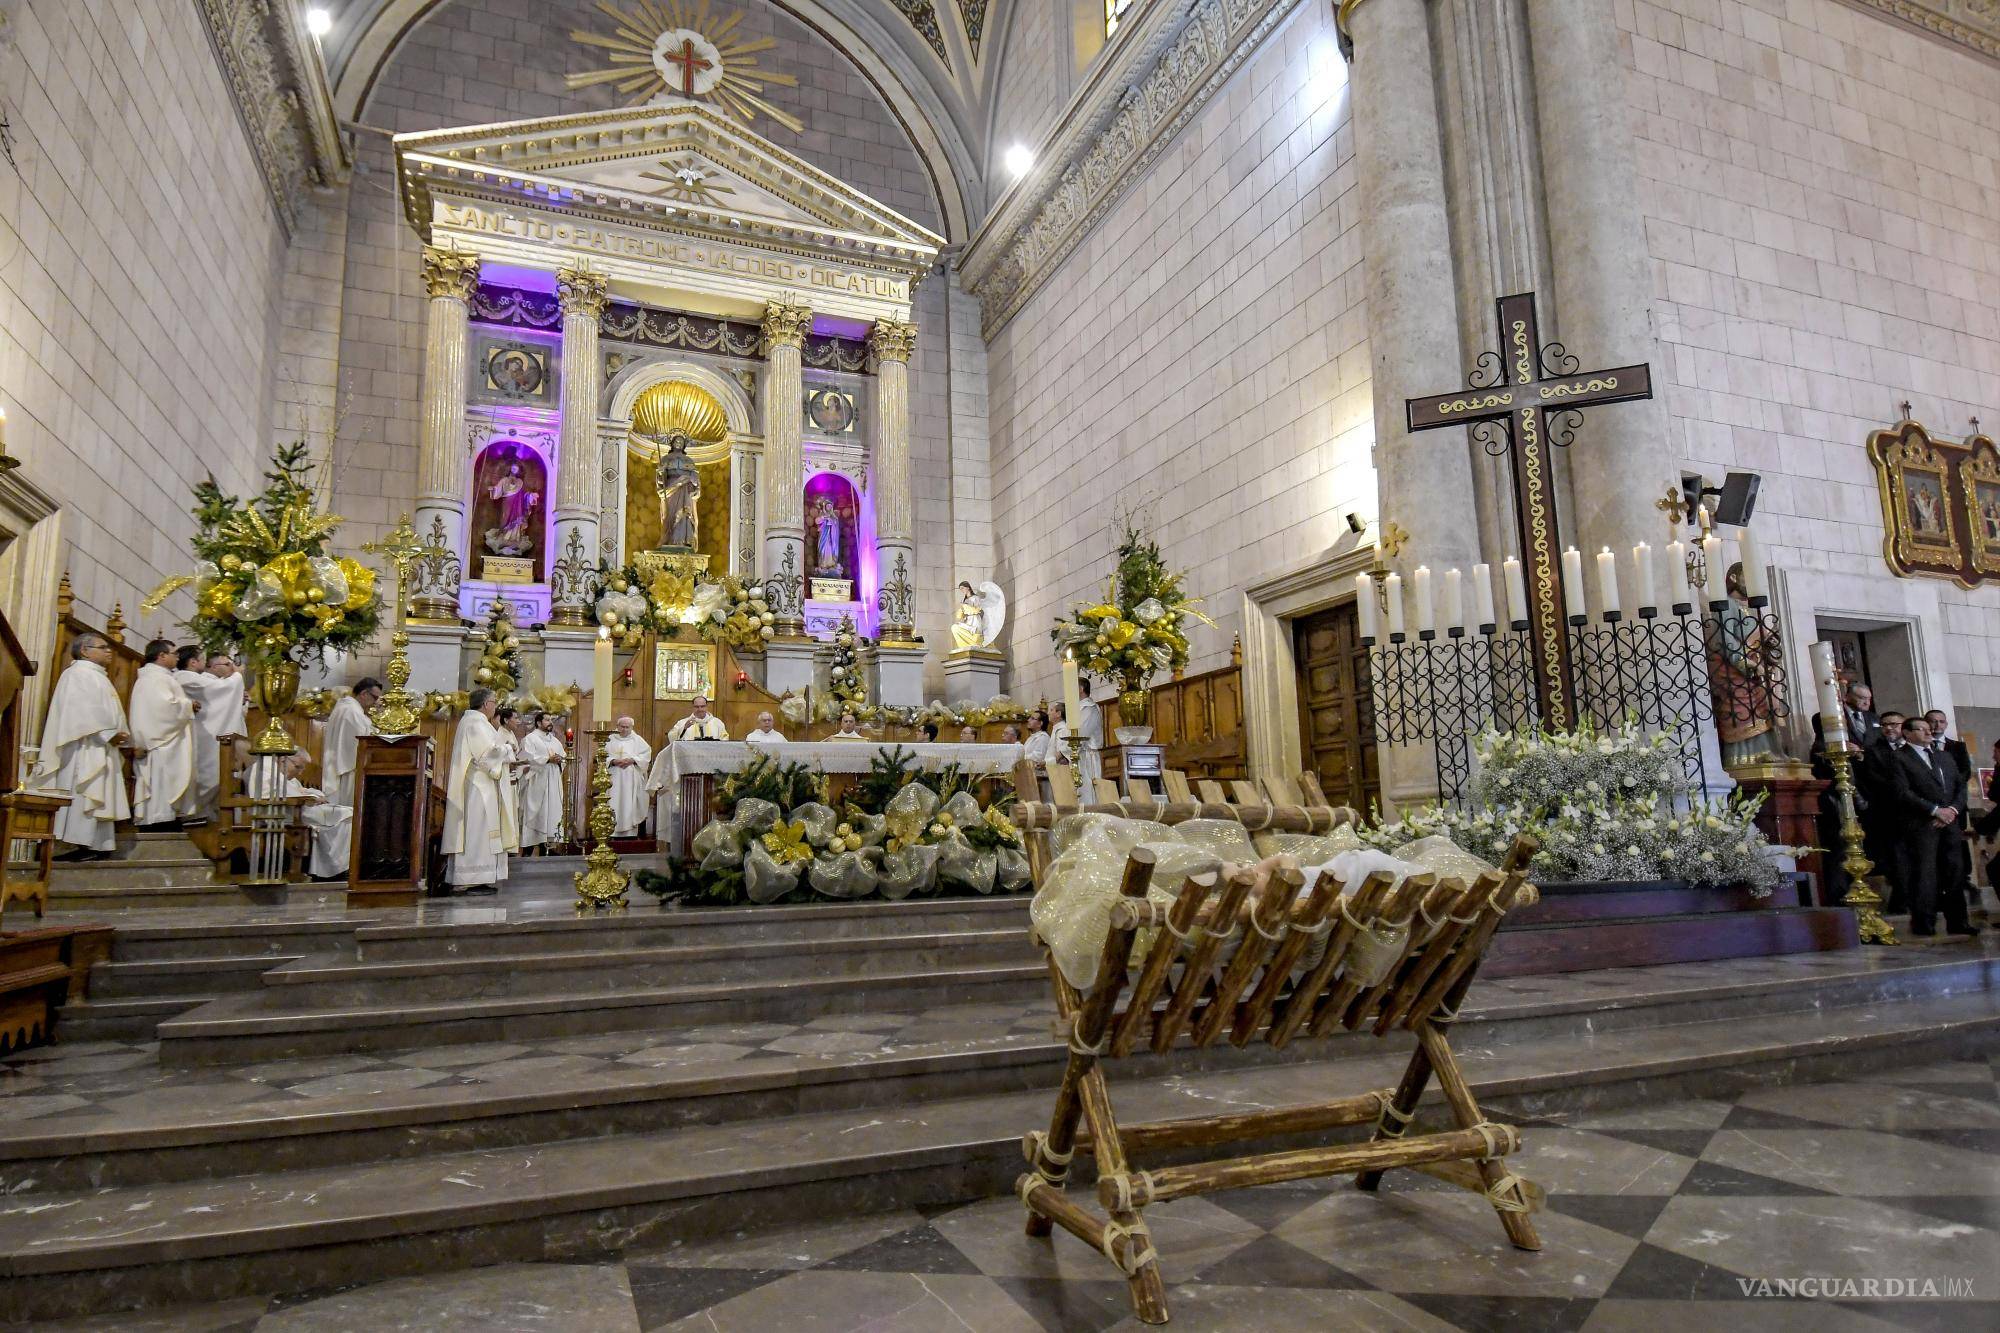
<box><xmin>1810</xmin><ymin>640</ymin><xmax>1844</xmax><ymax>738</ymax></box>
<box><xmin>1502</xmin><ymin>557</ymin><xmax>1528</xmax><ymax>624</ymax></box>
<box><xmin>1739</xmin><ymin>527</ymin><xmax>1767</xmax><ymax>600</ymax></box>
<box><xmin>1665</xmin><ymin>539</ymin><xmax>1690</xmax><ymax>610</ymax></box>
<box><xmin>1442</xmin><ymin>567</ymin><xmax>1464</xmax><ymax>630</ymax></box>
<box><xmin>1632</xmin><ymin>541</ymin><xmax>1655</xmax><ymax>611</ymax></box>
<box><xmin>1701</xmin><ymin>531</ymin><xmax>1724</xmax><ymax>602</ymax></box>
<box><xmin>1384</xmin><ymin>573</ymin><xmax>1405</xmax><ymax>638</ymax></box>
<box><xmin>1472</xmin><ymin>562</ymin><xmax>1495</xmax><ymax>627</ymax></box>
<box><xmin>1355</xmin><ymin>572</ymin><xmax>1379</xmax><ymax>640</ymax></box>
<box><xmin>1596</xmin><ymin>547</ymin><xmax>1620</xmax><ymax>616</ymax></box>
<box><xmin>1062</xmin><ymin>649</ymin><xmax>1083</xmax><ymax>725</ymax></box>
<box><xmin>1561</xmin><ymin>547</ymin><xmax>1586</xmax><ymax>619</ymax></box>
<box><xmin>593</xmin><ymin>626</ymin><xmax>614</xmax><ymax>728</ymax></box>
<box><xmin>1412</xmin><ymin>565</ymin><xmax>1435</xmax><ymax>633</ymax></box>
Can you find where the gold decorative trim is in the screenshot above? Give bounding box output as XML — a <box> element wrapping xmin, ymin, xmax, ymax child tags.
<box><xmin>421</xmin><ymin>245</ymin><xmax>480</xmax><ymax>302</ymax></box>
<box><xmin>762</xmin><ymin>297</ymin><xmax>814</xmax><ymax>352</ymax></box>
<box><xmin>1961</xmin><ymin>438</ymin><xmax>2000</xmax><ymax>578</ymax></box>
<box><xmin>866</xmin><ymin>319</ymin><xmax>919</xmax><ymax>364</ymax></box>
<box><xmin>556</xmin><ymin>264</ymin><xmax>609</xmax><ymax>319</ymax></box>
<box><xmin>1870</xmin><ymin>422</ymin><xmax>1966</xmax><ymax>580</ymax></box>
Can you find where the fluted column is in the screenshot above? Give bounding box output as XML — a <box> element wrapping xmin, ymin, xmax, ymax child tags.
<box><xmin>551</xmin><ymin>263</ymin><xmax>609</xmax><ymax>627</ymax></box>
<box><xmin>867</xmin><ymin>319</ymin><xmax>918</xmax><ymax>640</ymax></box>
<box><xmin>411</xmin><ymin>244</ymin><xmax>479</xmax><ymax>622</ymax></box>
<box><xmin>759</xmin><ymin>296</ymin><xmax>812</xmax><ymax>634</ymax></box>
<box><xmin>1345</xmin><ymin>0</ymin><xmax>1481</xmax><ymax>809</ymax></box>
<box><xmin>1524</xmin><ymin>0</ymin><xmax>1674</xmax><ymax>554</ymax></box>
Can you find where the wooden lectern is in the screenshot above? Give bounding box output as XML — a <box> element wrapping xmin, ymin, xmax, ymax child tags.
<box><xmin>348</xmin><ymin>734</ymin><xmax>444</xmax><ymax>903</ymax></box>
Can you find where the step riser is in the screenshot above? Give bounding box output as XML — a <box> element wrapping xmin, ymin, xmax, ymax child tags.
<box><xmin>157</xmin><ymin>970</ymin><xmax>1051</xmax><ymax>1066</ymax></box>
<box><xmin>262</xmin><ymin>940</ymin><xmax>1037</xmax><ymax>1005</ymax></box>
<box><xmin>107</xmin><ymin>932</ymin><xmax>361</xmax><ymax>963</ymax></box>
<box><xmin>90</xmin><ymin>965</ymin><xmax>291</xmax><ymax>1000</ymax></box>
<box><xmin>10</xmin><ymin>1018</ymin><xmax>1998</xmax><ymax>1325</ymax></box>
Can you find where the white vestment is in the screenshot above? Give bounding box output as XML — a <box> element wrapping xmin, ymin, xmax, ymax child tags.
<box><xmin>129</xmin><ymin>663</ymin><xmax>195</xmax><ymax>825</ymax></box>
<box><xmin>285</xmin><ymin>777</ymin><xmax>353</xmax><ymax>878</ymax></box>
<box><xmin>744</xmin><ymin>727</ymin><xmax>786</xmax><ymax>746</ymax></box>
<box><xmin>1078</xmin><ymin>698</ymin><xmax>1105</xmax><ymax>794</ymax></box>
<box><xmin>202</xmin><ymin>670</ymin><xmax>247</xmax><ymax>739</ymax></box>
<box><xmin>496</xmin><ymin>733</ymin><xmax>523</xmax><ymax>833</ymax></box>
<box><xmin>518</xmin><ymin>729</ymin><xmax>568</xmax><ymax>848</ymax></box>
<box><xmin>173</xmin><ymin>669</ymin><xmax>223</xmax><ymax>820</ymax></box>
<box><xmin>605</xmin><ymin>732</ymin><xmax>654</xmax><ymax>836</ymax></box>
<box><xmin>1022</xmin><ymin>730</ymin><xmax>1053</xmax><ymax>766</ymax></box>
<box><xmin>322</xmin><ymin>695</ymin><xmax>375</xmax><ymax>808</ymax></box>
<box><xmin>442</xmin><ymin>711</ymin><xmax>517</xmax><ymax>887</ymax></box>
<box><xmin>33</xmin><ymin>659</ymin><xmax>131</xmax><ymax>851</ymax></box>
<box><xmin>667</xmin><ymin>714</ymin><xmax>729</xmax><ymax>741</ymax></box>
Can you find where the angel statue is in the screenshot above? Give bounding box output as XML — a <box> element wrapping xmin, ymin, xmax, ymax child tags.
<box><xmin>950</xmin><ymin>580</ymin><xmax>1007</xmax><ymax>651</ymax></box>
<box><xmin>652</xmin><ymin>430</ymin><xmax>700</xmax><ymax>550</ymax></box>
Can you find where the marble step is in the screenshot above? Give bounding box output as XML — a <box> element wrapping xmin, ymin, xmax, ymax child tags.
<box><xmin>155</xmin><ymin>961</ymin><xmax>1055</xmax><ymax>1065</ymax></box>
<box><xmin>5</xmin><ymin>986</ymin><xmax>1998</xmax><ymax>1322</ymax></box>
<box><xmin>55</xmin><ymin>996</ymin><xmax>209</xmax><ymax>1043</ymax></box>
<box><xmin>25</xmin><ymin>948</ymin><xmax>1997</xmax><ymax>1193</ymax></box>
<box><xmin>97</xmin><ymin>919</ymin><xmax>364</xmax><ymax>964</ymax></box>
<box><xmin>89</xmin><ymin>955</ymin><xmax>297</xmax><ymax>1001</ymax></box>
<box><xmin>46</xmin><ymin>882</ymin><xmax>288</xmax><ymax>911</ymax></box>
<box><xmin>254</xmin><ymin>928</ymin><xmax>1035</xmax><ymax>1006</ymax></box>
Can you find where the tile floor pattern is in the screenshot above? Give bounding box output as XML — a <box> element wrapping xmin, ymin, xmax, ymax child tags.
<box><xmin>19</xmin><ymin>1057</ymin><xmax>2000</xmax><ymax>1331</ymax></box>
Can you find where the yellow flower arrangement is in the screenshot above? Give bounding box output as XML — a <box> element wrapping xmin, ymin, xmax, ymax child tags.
<box><xmin>761</xmin><ymin>819</ymin><xmax>814</xmax><ymax>866</ymax></box>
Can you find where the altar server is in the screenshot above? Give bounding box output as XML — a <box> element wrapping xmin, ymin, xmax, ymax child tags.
<box><xmin>605</xmin><ymin>715</ymin><xmax>653</xmax><ymax>837</ymax></box>
<box><xmin>1021</xmin><ymin>709</ymin><xmax>1053</xmax><ymax>765</ymax></box>
<box><xmin>282</xmin><ymin>751</ymin><xmax>353</xmax><ymax>880</ymax></box>
<box><xmin>744</xmin><ymin>711</ymin><xmax>785</xmax><ymax>746</ymax></box>
<box><xmin>518</xmin><ymin>711</ymin><xmax>568</xmax><ymax>850</ymax></box>
<box><xmin>667</xmin><ymin>694</ymin><xmax>729</xmax><ymax>740</ymax></box>
<box><xmin>442</xmin><ymin>688</ymin><xmax>517</xmax><ymax>893</ymax></box>
<box><xmin>1077</xmin><ymin>693</ymin><xmax>1105</xmax><ymax>794</ymax></box>
<box><xmin>172</xmin><ymin>646</ymin><xmax>223</xmax><ymax>822</ymax></box>
<box><xmin>200</xmin><ymin>654</ymin><xmax>247</xmax><ymax>788</ymax></box>
<box><xmin>321</xmin><ymin>678</ymin><xmax>382</xmax><ymax>808</ymax></box>
<box><xmin>130</xmin><ymin>638</ymin><xmax>199</xmax><ymax>829</ymax></box>
<box><xmin>35</xmin><ymin>633</ymin><xmax>131</xmax><ymax>857</ymax></box>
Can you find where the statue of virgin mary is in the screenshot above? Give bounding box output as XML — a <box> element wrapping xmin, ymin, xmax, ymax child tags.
<box><xmin>652</xmin><ymin>430</ymin><xmax>701</xmax><ymax>551</ymax></box>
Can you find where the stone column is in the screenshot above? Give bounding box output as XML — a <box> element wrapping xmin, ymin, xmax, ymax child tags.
<box><xmin>867</xmin><ymin>318</ymin><xmax>918</xmax><ymax>641</ymax></box>
<box><xmin>759</xmin><ymin>296</ymin><xmax>812</xmax><ymax>635</ymax></box>
<box><xmin>551</xmin><ymin>263</ymin><xmax>609</xmax><ymax>627</ymax></box>
<box><xmin>1345</xmin><ymin>0</ymin><xmax>1482</xmax><ymax>809</ymax></box>
<box><xmin>1524</xmin><ymin>0</ymin><xmax>1675</xmax><ymax>554</ymax></box>
<box><xmin>410</xmin><ymin>244</ymin><xmax>479</xmax><ymax>622</ymax></box>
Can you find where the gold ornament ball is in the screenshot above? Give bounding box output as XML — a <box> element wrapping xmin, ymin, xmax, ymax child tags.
<box><xmin>504</xmin><ymin>635</ymin><xmax>520</xmax><ymax>649</ymax></box>
<box><xmin>476</xmin><ymin>667</ymin><xmax>492</xmax><ymax>682</ymax></box>
<box><xmin>288</xmin><ymin>590</ymin><xmax>308</xmax><ymax>607</ymax></box>
<box><xmin>220</xmin><ymin>554</ymin><xmax>242</xmax><ymax>571</ymax></box>
<box><xmin>307</xmin><ymin>587</ymin><xmax>325</xmax><ymax>603</ymax></box>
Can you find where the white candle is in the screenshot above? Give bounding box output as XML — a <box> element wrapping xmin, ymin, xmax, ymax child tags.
<box><xmin>1632</xmin><ymin>542</ymin><xmax>1655</xmax><ymax>611</ymax></box>
<box><xmin>1384</xmin><ymin>573</ymin><xmax>1405</xmax><ymax>637</ymax></box>
<box><xmin>1701</xmin><ymin>531</ymin><xmax>1724</xmax><ymax>602</ymax></box>
<box><xmin>1062</xmin><ymin>650</ymin><xmax>1083</xmax><ymax>724</ymax></box>
<box><xmin>1596</xmin><ymin>547</ymin><xmax>1621</xmax><ymax>616</ymax></box>
<box><xmin>1355</xmin><ymin>572</ymin><xmax>1379</xmax><ymax>640</ymax></box>
<box><xmin>1472</xmin><ymin>563</ymin><xmax>1495</xmax><ymax>627</ymax></box>
<box><xmin>1443</xmin><ymin>567</ymin><xmax>1464</xmax><ymax>631</ymax></box>
<box><xmin>1810</xmin><ymin>640</ymin><xmax>1843</xmax><ymax>736</ymax></box>
<box><xmin>1561</xmin><ymin>547</ymin><xmax>1586</xmax><ymax>619</ymax></box>
<box><xmin>1412</xmin><ymin>565</ymin><xmax>1434</xmax><ymax>633</ymax></box>
<box><xmin>593</xmin><ymin>626</ymin><xmax>614</xmax><ymax>728</ymax></box>
<box><xmin>1739</xmin><ymin>527</ymin><xmax>1767</xmax><ymax>600</ymax></box>
<box><xmin>1502</xmin><ymin>557</ymin><xmax>1528</xmax><ymax>624</ymax></box>
<box><xmin>1665</xmin><ymin>539</ymin><xmax>1690</xmax><ymax>609</ymax></box>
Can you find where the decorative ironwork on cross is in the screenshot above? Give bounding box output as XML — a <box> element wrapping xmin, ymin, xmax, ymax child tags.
<box><xmin>1405</xmin><ymin>291</ymin><xmax>1654</xmax><ymax>730</ymax></box>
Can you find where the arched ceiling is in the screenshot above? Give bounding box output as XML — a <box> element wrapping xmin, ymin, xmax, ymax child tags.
<box><xmin>314</xmin><ymin>0</ymin><xmax>1010</xmax><ymax>239</ymax></box>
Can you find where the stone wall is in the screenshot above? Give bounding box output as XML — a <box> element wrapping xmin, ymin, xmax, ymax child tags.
<box><xmin>0</xmin><ymin>0</ymin><xmax>289</xmax><ymax>627</ymax></box>
<box><xmin>985</xmin><ymin>4</ymin><xmax>1366</xmax><ymax>704</ymax></box>
<box><xmin>988</xmin><ymin>0</ymin><xmax>1073</xmax><ymax>179</ymax></box>
<box><xmin>1622</xmin><ymin>0</ymin><xmax>2000</xmax><ymax>709</ymax></box>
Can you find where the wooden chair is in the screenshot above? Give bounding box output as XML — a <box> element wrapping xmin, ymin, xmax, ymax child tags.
<box><xmin>1016</xmin><ymin>810</ymin><xmax>1542</xmax><ymax>1325</ymax></box>
<box><xmin>189</xmin><ymin>736</ymin><xmax>311</xmax><ymax>881</ymax></box>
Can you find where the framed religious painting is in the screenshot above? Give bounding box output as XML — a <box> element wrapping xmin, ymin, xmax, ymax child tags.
<box><xmin>804</xmin><ymin>385</ymin><xmax>858</xmax><ymax>437</ymax></box>
<box><xmin>1869</xmin><ymin>420</ymin><xmax>1966</xmax><ymax>583</ymax></box>
<box><xmin>1961</xmin><ymin>440</ymin><xmax>2000</xmax><ymax>579</ymax></box>
<box><xmin>478</xmin><ymin>339</ymin><xmax>552</xmax><ymax>402</ymax></box>
<box><xmin>654</xmin><ymin>641</ymin><xmax>716</xmax><ymax>701</ymax></box>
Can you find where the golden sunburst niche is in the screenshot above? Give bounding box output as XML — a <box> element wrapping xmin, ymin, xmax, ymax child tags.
<box><xmin>630</xmin><ymin>380</ymin><xmax>732</xmax><ymax>463</ymax></box>
<box><xmin>568</xmin><ymin>0</ymin><xmax>804</xmax><ymax>136</ymax></box>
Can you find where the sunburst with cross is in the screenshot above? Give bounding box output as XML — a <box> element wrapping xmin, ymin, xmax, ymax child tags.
<box><xmin>566</xmin><ymin>0</ymin><xmax>803</xmax><ymax>135</ymax></box>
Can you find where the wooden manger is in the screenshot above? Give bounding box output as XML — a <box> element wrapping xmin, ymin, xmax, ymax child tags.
<box><xmin>1015</xmin><ymin>804</ymin><xmax>1543</xmax><ymax>1325</ymax></box>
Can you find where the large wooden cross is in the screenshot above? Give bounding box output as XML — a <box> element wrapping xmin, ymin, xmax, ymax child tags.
<box><xmin>1405</xmin><ymin>291</ymin><xmax>1653</xmax><ymax>730</ymax></box>
<box><xmin>663</xmin><ymin>38</ymin><xmax>713</xmax><ymax>96</ymax></box>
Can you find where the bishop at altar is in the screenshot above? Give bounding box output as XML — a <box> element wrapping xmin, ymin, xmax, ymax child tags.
<box><xmin>605</xmin><ymin>718</ymin><xmax>653</xmax><ymax>838</ymax></box>
<box><xmin>442</xmin><ymin>690</ymin><xmax>518</xmax><ymax>891</ymax></box>
<box><xmin>33</xmin><ymin>634</ymin><xmax>131</xmax><ymax>854</ymax></box>
<box><xmin>130</xmin><ymin>640</ymin><xmax>198</xmax><ymax>828</ymax></box>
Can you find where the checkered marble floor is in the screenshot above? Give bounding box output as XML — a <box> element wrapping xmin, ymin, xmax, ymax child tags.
<box><xmin>21</xmin><ymin>1057</ymin><xmax>2000</xmax><ymax>1331</ymax></box>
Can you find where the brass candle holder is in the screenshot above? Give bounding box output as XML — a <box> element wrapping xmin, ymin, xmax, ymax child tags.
<box><xmin>573</xmin><ymin>723</ymin><xmax>629</xmax><ymax>913</ymax></box>
<box><xmin>1823</xmin><ymin>738</ymin><xmax>1897</xmax><ymax>946</ymax></box>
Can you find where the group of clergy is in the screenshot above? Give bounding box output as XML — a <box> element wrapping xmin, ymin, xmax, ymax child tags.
<box><xmin>35</xmin><ymin>635</ymin><xmax>248</xmax><ymax>859</ymax></box>
<box><xmin>439</xmin><ymin>689</ymin><xmax>574</xmax><ymax>892</ymax></box>
<box><xmin>1017</xmin><ymin>697</ymin><xmax>1104</xmax><ymax>795</ymax></box>
<box><xmin>599</xmin><ymin>693</ymin><xmax>738</xmax><ymax>839</ymax></box>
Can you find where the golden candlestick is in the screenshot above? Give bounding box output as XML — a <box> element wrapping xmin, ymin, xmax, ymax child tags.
<box><xmin>574</xmin><ymin>724</ymin><xmax>629</xmax><ymax>912</ymax></box>
<box><xmin>1824</xmin><ymin>740</ymin><xmax>1897</xmax><ymax>946</ymax></box>
<box><xmin>362</xmin><ymin>514</ymin><xmax>449</xmax><ymax>739</ymax></box>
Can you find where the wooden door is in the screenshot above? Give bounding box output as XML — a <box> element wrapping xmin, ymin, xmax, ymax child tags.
<box><xmin>1293</xmin><ymin>604</ymin><xmax>1377</xmax><ymax>813</ymax></box>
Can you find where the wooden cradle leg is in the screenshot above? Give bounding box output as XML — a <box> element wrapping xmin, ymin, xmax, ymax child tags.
<box><xmin>1416</xmin><ymin>1020</ymin><xmax>1542</xmax><ymax>1251</ymax></box>
<box><xmin>1080</xmin><ymin>1063</ymin><xmax>1170</xmax><ymax>1323</ymax></box>
<box><xmin>1355</xmin><ymin>1043</ymin><xmax>1433</xmax><ymax>1193</ymax></box>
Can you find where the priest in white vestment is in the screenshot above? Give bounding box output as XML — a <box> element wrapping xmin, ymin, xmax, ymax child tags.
<box><xmin>494</xmin><ymin>708</ymin><xmax>528</xmax><ymax>835</ymax></box>
<box><xmin>744</xmin><ymin>711</ymin><xmax>785</xmax><ymax>746</ymax></box>
<box><xmin>172</xmin><ymin>647</ymin><xmax>224</xmax><ymax>821</ymax></box>
<box><xmin>441</xmin><ymin>689</ymin><xmax>517</xmax><ymax>892</ymax></box>
<box><xmin>606</xmin><ymin>716</ymin><xmax>654</xmax><ymax>838</ymax></box>
<box><xmin>321</xmin><ymin>678</ymin><xmax>382</xmax><ymax>809</ymax></box>
<box><xmin>130</xmin><ymin>639</ymin><xmax>199</xmax><ymax>829</ymax></box>
<box><xmin>282</xmin><ymin>752</ymin><xmax>352</xmax><ymax>879</ymax></box>
<box><xmin>517</xmin><ymin>712</ymin><xmax>568</xmax><ymax>850</ymax></box>
<box><xmin>1022</xmin><ymin>709</ymin><xmax>1054</xmax><ymax>766</ymax></box>
<box><xmin>666</xmin><ymin>694</ymin><xmax>729</xmax><ymax>741</ymax></box>
<box><xmin>34</xmin><ymin>634</ymin><xmax>131</xmax><ymax>856</ymax></box>
<box><xmin>199</xmin><ymin>654</ymin><xmax>248</xmax><ymax>786</ymax></box>
<box><xmin>1077</xmin><ymin>694</ymin><xmax>1105</xmax><ymax>795</ymax></box>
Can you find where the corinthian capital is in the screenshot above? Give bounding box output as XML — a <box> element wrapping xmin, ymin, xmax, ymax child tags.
<box><xmin>421</xmin><ymin>244</ymin><xmax>481</xmax><ymax>301</ymax></box>
<box><xmin>557</xmin><ymin>263</ymin><xmax>609</xmax><ymax>319</ymax></box>
<box><xmin>761</xmin><ymin>296</ymin><xmax>812</xmax><ymax>353</ymax></box>
<box><xmin>866</xmin><ymin>319</ymin><xmax>918</xmax><ymax>365</ymax></box>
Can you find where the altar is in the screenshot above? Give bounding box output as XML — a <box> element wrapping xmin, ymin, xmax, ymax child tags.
<box><xmin>389</xmin><ymin>102</ymin><xmax>946</xmax><ymax>704</ymax></box>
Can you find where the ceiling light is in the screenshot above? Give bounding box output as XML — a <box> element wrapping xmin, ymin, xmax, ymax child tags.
<box><xmin>1004</xmin><ymin>145</ymin><xmax>1033</xmax><ymax>179</ymax></box>
<box><xmin>306</xmin><ymin>8</ymin><xmax>332</xmax><ymax>37</ymax></box>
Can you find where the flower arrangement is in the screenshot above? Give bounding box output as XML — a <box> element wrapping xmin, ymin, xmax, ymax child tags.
<box><xmin>473</xmin><ymin>600</ymin><xmax>521</xmax><ymax>694</ymax></box>
<box><xmin>144</xmin><ymin>442</ymin><xmax>382</xmax><ymax>668</ymax></box>
<box><xmin>1050</xmin><ymin>521</ymin><xmax>1204</xmax><ymax>695</ymax></box>
<box><xmin>526</xmin><ymin>682</ymin><xmax>581</xmax><ymax>719</ymax></box>
<box><xmin>593</xmin><ymin>562</ymin><xmax>774</xmax><ymax>651</ymax></box>
<box><xmin>1362</xmin><ymin>724</ymin><xmax>1801</xmax><ymax>894</ymax></box>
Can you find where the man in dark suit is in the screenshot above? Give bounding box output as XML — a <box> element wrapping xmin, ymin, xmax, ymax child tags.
<box><xmin>1928</xmin><ymin>709</ymin><xmax>1977</xmax><ymax>913</ymax></box>
<box><xmin>1886</xmin><ymin>716</ymin><xmax>1976</xmax><ymax>937</ymax></box>
<box><xmin>1867</xmin><ymin>709</ymin><xmax>1909</xmax><ymax>911</ymax></box>
<box><xmin>1808</xmin><ymin>684</ymin><xmax>1890</xmax><ymax>906</ymax></box>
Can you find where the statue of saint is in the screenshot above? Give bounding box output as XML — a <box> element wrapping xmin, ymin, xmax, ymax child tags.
<box><xmin>652</xmin><ymin>431</ymin><xmax>701</xmax><ymax>550</ymax></box>
<box><xmin>812</xmin><ymin>497</ymin><xmax>843</xmax><ymax>575</ymax></box>
<box><xmin>949</xmin><ymin>580</ymin><xmax>1008</xmax><ymax>651</ymax></box>
<box><xmin>482</xmin><ymin>462</ymin><xmax>541</xmax><ymax>557</ymax></box>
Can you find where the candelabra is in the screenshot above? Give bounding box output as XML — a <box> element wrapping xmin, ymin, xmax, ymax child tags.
<box><xmin>573</xmin><ymin>724</ymin><xmax>629</xmax><ymax>912</ymax></box>
<box><xmin>1820</xmin><ymin>741</ymin><xmax>1897</xmax><ymax>945</ymax></box>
